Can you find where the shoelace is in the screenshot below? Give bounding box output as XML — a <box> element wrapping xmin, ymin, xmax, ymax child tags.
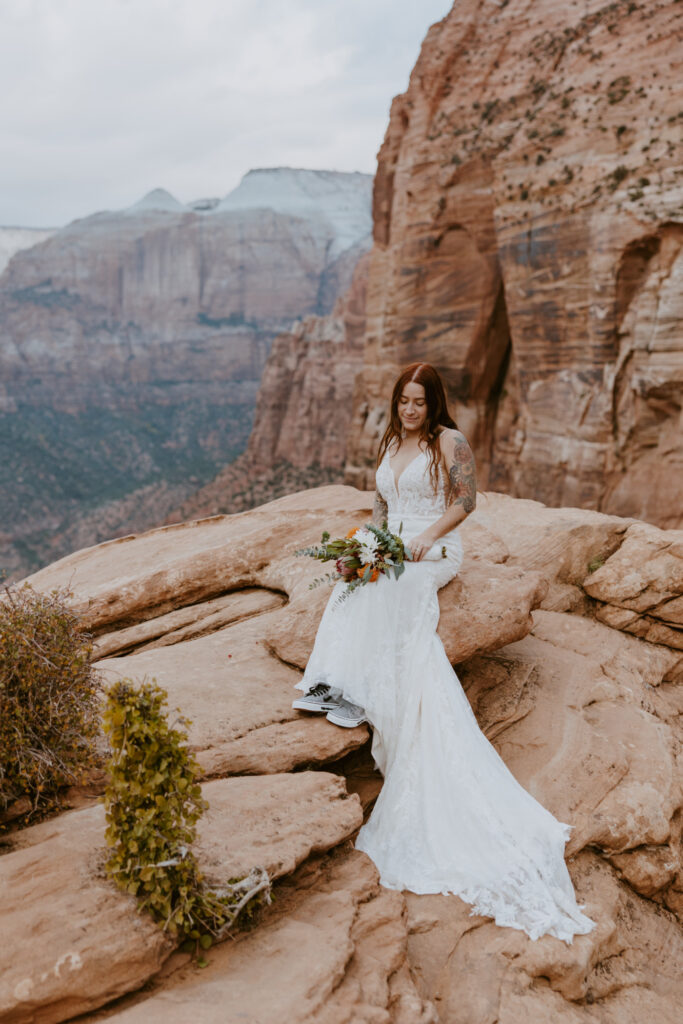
<box><xmin>308</xmin><ymin>682</ymin><xmax>330</xmax><ymax>697</ymax></box>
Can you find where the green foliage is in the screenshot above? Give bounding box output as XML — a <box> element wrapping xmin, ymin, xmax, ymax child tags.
<box><xmin>102</xmin><ymin>679</ymin><xmax>270</xmax><ymax>943</ymax></box>
<box><xmin>196</xmin><ymin>311</ymin><xmax>258</xmax><ymax>329</ymax></box>
<box><xmin>1</xmin><ymin>395</ymin><xmax>255</xmax><ymax>579</ymax></box>
<box><xmin>587</xmin><ymin>556</ymin><xmax>605</xmax><ymax>575</ymax></box>
<box><xmin>608</xmin><ymin>165</ymin><xmax>630</xmax><ymax>191</ymax></box>
<box><xmin>0</xmin><ymin>584</ymin><xmax>100</xmax><ymax>819</ymax></box>
<box><xmin>607</xmin><ymin>76</ymin><xmax>631</xmax><ymax>105</ymax></box>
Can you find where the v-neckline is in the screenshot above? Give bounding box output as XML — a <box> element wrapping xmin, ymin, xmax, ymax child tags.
<box><xmin>389</xmin><ymin>447</ymin><xmax>426</xmax><ymax>495</ymax></box>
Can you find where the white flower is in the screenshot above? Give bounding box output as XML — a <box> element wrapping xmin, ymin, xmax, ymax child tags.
<box><xmin>354</xmin><ymin>528</ymin><xmax>379</xmax><ymax>564</ymax></box>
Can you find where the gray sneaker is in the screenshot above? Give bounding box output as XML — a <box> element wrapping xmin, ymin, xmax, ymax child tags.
<box><xmin>292</xmin><ymin>682</ymin><xmax>342</xmax><ymax>713</ymax></box>
<box><xmin>326</xmin><ymin>698</ymin><xmax>367</xmax><ymax>728</ymax></box>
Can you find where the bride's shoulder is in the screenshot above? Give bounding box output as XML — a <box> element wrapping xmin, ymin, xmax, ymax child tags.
<box><xmin>437</xmin><ymin>426</ymin><xmax>469</xmax><ymax>447</ymax></box>
<box><xmin>436</xmin><ymin>427</ymin><xmax>474</xmax><ymax>467</ymax></box>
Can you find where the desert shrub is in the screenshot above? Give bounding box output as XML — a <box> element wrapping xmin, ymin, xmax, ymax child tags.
<box><xmin>608</xmin><ymin>165</ymin><xmax>629</xmax><ymax>191</ymax></box>
<box><xmin>0</xmin><ymin>584</ymin><xmax>100</xmax><ymax>817</ymax></box>
<box><xmin>102</xmin><ymin>679</ymin><xmax>270</xmax><ymax>951</ymax></box>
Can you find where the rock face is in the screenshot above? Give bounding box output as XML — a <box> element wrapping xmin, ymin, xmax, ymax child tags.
<box><xmin>583</xmin><ymin>521</ymin><xmax>683</xmax><ymax>649</ymax></box>
<box><xmin>167</xmin><ymin>252</ymin><xmax>370</xmax><ymax>524</ymax></box>
<box><xmin>244</xmin><ymin>252</ymin><xmax>370</xmax><ymax>475</ymax></box>
<box><xmin>0</xmin><ymin>169</ymin><xmax>372</xmax><ymax>581</ymax></box>
<box><xmin>77</xmin><ymin>848</ymin><xmax>437</xmax><ymax>1024</ymax></box>
<box><xmin>6</xmin><ymin>483</ymin><xmax>682</xmax><ymax>1023</ymax></box>
<box><xmin>0</xmin><ymin>773</ymin><xmax>362</xmax><ymax>1024</ymax></box>
<box><xmin>341</xmin><ymin>0</ymin><xmax>683</xmax><ymax>533</ymax></box>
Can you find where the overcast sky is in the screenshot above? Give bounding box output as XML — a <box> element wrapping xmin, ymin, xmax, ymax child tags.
<box><xmin>1</xmin><ymin>0</ymin><xmax>451</xmax><ymax>228</ymax></box>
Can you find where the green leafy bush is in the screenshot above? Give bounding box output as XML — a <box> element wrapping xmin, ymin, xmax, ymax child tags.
<box><xmin>0</xmin><ymin>584</ymin><xmax>100</xmax><ymax>818</ymax></box>
<box><xmin>102</xmin><ymin>679</ymin><xmax>270</xmax><ymax>946</ymax></box>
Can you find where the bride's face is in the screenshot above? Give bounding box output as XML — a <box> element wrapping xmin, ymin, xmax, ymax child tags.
<box><xmin>398</xmin><ymin>381</ymin><xmax>427</xmax><ymax>434</ymax></box>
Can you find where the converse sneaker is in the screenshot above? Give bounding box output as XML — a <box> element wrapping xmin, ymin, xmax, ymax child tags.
<box><xmin>326</xmin><ymin>698</ymin><xmax>367</xmax><ymax>729</ymax></box>
<box><xmin>292</xmin><ymin>682</ymin><xmax>342</xmax><ymax>713</ymax></box>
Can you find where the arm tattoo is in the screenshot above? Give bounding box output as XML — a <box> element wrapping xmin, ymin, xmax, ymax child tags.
<box><xmin>447</xmin><ymin>433</ymin><xmax>477</xmax><ymax>515</ymax></box>
<box><xmin>372</xmin><ymin>490</ymin><xmax>389</xmax><ymax>527</ymax></box>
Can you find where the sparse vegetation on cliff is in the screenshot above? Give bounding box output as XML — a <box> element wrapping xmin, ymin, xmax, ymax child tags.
<box><xmin>0</xmin><ymin>584</ymin><xmax>100</xmax><ymax>823</ymax></box>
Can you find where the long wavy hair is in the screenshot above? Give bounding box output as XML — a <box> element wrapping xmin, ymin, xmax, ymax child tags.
<box><xmin>376</xmin><ymin>363</ymin><xmax>458</xmax><ymax>495</ymax></box>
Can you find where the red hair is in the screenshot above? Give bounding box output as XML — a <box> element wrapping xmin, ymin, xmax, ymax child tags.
<box><xmin>376</xmin><ymin>363</ymin><xmax>458</xmax><ymax>495</ymax></box>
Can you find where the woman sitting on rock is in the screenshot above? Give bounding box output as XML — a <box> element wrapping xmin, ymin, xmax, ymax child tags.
<box><xmin>292</xmin><ymin>361</ymin><xmax>595</xmax><ymax>943</ymax></box>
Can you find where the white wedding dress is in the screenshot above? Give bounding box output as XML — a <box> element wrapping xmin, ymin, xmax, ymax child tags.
<box><xmin>295</xmin><ymin>449</ymin><xmax>595</xmax><ymax>942</ymax></box>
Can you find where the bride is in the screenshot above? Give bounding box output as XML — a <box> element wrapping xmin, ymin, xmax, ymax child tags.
<box><xmin>292</xmin><ymin>362</ymin><xmax>595</xmax><ymax>943</ymax></box>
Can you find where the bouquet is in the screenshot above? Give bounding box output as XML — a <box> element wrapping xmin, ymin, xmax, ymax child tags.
<box><xmin>296</xmin><ymin>522</ymin><xmax>446</xmax><ymax>601</ymax></box>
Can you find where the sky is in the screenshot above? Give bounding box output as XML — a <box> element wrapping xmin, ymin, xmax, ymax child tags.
<box><xmin>0</xmin><ymin>0</ymin><xmax>452</xmax><ymax>228</ymax></box>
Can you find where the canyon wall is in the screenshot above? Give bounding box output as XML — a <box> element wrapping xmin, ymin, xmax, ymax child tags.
<box><xmin>169</xmin><ymin>253</ymin><xmax>370</xmax><ymax>523</ymax></box>
<box><xmin>341</xmin><ymin>0</ymin><xmax>682</xmax><ymax>528</ymax></box>
<box><xmin>1</xmin><ymin>169</ymin><xmax>371</xmax><ymax>579</ymax></box>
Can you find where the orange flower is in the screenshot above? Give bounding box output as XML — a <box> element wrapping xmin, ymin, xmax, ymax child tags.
<box><xmin>346</xmin><ymin>527</ymin><xmax>359</xmax><ymax>539</ymax></box>
<box><xmin>356</xmin><ymin>565</ymin><xmax>380</xmax><ymax>582</ymax></box>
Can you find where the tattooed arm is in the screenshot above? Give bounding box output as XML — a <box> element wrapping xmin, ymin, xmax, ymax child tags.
<box><xmin>405</xmin><ymin>429</ymin><xmax>476</xmax><ymax>560</ymax></box>
<box><xmin>445</xmin><ymin>428</ymin><xmax>477</xmax><ymax>516</ymax></box>
<box><xmin>372</xmin><ymin>489</ymin><xmax>389</xmax><ymax>527</ymax></box>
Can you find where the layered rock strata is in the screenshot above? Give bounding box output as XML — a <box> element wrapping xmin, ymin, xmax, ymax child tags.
<box><xmin>1</xmin><ymin>774</ymin><xmax>363</xmax><ymax>1023</ymax></box>
<box><xmin>3</xmin><ymin>483</ymin><xmax>681</xmax><ymax>1023</ymax></box>
<box><xmin>0</xmin><ymin>170</ymin><xmax>372</xmax><ymax>580</ymax></box>
<box><xmin>342</xmin><ymin>0</ymin><xmax>683</xmax><ymax>531</ymax></box>
<box><xmin>168</xmin><ymin>253</ymin><xmax>370</xmax><ymax>524</ymax></box>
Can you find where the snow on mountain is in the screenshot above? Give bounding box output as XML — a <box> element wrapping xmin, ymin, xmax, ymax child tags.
<box><xmin>213</xmin><ymin>168</ymin><xmax>373</xmax><ymax>256</ymax></box>
<box><xmin>111</xmin><ymin>171</ymin><xmax>372</xmax><ymax>257</ymax></box>
<box><xmin>0</xmin><ymin>226</ymin><xmax>57</xmax><ymax>275</ymax></box>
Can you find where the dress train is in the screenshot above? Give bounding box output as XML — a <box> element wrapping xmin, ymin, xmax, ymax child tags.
<box><xmin>295</xmin><ymin>450</ymin><xmax>595</xmax><ymax>942</ymax></box>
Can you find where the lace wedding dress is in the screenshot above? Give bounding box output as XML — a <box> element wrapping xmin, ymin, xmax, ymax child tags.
<box><xmin>295</xmin><ymin>449</ymin><xmax>595</xmax><ymax>942</ymax></box>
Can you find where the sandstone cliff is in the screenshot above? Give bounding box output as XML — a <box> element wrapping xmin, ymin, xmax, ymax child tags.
<box><xmin>168</xmin><ymin>253</ymin><xmax>370</xmax><ymax>522</ymax></box>
<box><xmin>3</xmin><ymin>487</ymin><xmax>682</xmax><ymax>1022</ymax></box>
<box><xmin>0</xmin><ymin>169</ymin><xmax>372</xmax><ymax>580</ymax></box>
<box><xmin>341</xmin><ymin>0</ymin><xmax>683</xmax><ymax>529</ymax></box>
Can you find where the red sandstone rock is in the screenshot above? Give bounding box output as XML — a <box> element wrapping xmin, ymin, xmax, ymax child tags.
<box><xmin>583</xmin><ymin>520</ymin><xmax>683</xmax><ymax>651</ymax></box>
<box><xmin>0</xmin><ymin>774</ymin><xmax>362</xmax><ymax>1024</ymax></box>
<box><xmin>10</xmin><ymin>483</ymin><xmax>683</xmax><ymax>1024</ymax></box>
<box><xmin>342</xmin><ymin>0</ymin><xmax>683</xmax><ymax>533</ymax></box>
<box><xmin>76</xmin><ymin>849</ymin><xmax>436</xmax><ymax>1024</ymax></box>
<box><xmin>168</xmin><ymin>252</ymin><xmax>370</xmax><ymax>524</ymax></box>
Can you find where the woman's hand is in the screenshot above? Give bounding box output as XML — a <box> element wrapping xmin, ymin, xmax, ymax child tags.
<box><xmin>407</xmin><ymin>530</ymin><xmax>438</xmax><ymax>562</ymax></box>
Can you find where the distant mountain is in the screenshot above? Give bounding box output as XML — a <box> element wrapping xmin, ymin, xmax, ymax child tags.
<box><xmin>215</xmin><ymin>167</ymin><xmax>374</xmax><ymax>257</ymax></box>
<box><xmin>1</xmin><ymin>168</ymin><xmax>372</xmax><ymax>580</ymax></box>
